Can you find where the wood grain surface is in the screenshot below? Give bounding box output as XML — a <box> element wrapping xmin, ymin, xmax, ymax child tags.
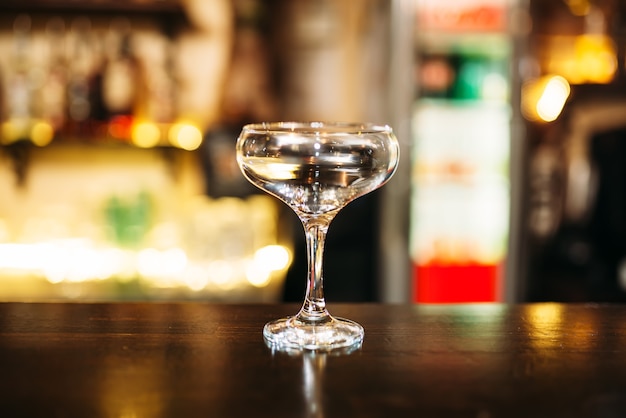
<box><xmin>1</xmin><ymin>302</ymin><xmax>625</xmax><ymax>417</ymax></box>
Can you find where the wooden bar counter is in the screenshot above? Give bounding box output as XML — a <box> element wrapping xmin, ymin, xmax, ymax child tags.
<box><xmin>1</xmin><ymin>302</ymin><xmax>626</xmax><ymax>417</ymax></box>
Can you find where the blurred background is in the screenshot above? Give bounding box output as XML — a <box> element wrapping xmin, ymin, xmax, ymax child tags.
<box><xmin>0</xmin><ymin>0</ymin><xmax>624</xmax><ymax>304</ymax></box>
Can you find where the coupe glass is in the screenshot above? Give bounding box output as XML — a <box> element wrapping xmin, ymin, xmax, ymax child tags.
<box><xmin>236</xmin><ymin>121</ymin><xmax>399</xmax><ymax>351</ymax></box>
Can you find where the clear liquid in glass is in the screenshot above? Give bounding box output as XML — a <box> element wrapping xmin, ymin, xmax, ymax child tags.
<box><xmin>237</xmin><ymin>122</ymin><xmax>399</xmax><ymax>351</ymax></box>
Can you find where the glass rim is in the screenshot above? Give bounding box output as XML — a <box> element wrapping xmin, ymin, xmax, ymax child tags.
<box><xmin>241</xmin><ymin>121</ymin><xmax>393</xmax><ymax>135</ymax></box>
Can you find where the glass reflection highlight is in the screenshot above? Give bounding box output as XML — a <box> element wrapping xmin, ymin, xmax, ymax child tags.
<box><xmin>266</xmin><ymin>340</ymin><xmax>361</xmax><ymax>418</ymax></box>
<box><xmin>523</xmin><ymin>303</ymin><xmax>599</xmax><ymax>351</ymax></box>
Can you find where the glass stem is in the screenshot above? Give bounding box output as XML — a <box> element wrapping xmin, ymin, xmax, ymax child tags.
<box><xmin>297</xmin><ymin>218</ymin><xmax>333</xmax><ymax>324</ymax></box>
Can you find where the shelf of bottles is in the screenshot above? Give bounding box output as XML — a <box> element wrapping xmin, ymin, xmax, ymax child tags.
<box><xmin>0</xmin><ymin>5</ymin><xmax>293</xmax><ymax>302</ymax></box>
<box><xmin>0</xmin><ymin>11</ymin><xmax>205</xmax><ymax>150</ymax></box>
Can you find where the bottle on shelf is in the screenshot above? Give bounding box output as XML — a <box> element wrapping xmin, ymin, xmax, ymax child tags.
<box><xmin>65</xmin><ymin>17</ymin><xmax>103</xmax><ymax>139</ymax></box>
<box><xmin>135</xmin><ymin>34</ymin><xmax>176</xmax><ymax>125</ymax></box>
<box><xmin>101</xmin><ymin>18</ymin><xmax>139</xmax><ymax>142</ymax></box>
<box><xmin>2</xmin><ymin>14</ymin><xmax>35</xmax><ymax>144</ymax></box>
<box><xmin>38</xmin><ymin>17</ymin><xmax>68</xmax><ymax>137</ymax></box>
<box><xmin>128</xmin><ymin>24</ymin><xmax>177</xmax><ymax>147</ymax></box>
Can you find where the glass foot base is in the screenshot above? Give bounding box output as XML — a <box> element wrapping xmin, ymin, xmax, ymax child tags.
<box><xmin>263</xmin><ymin>315</ymin><xmax>364</xmax><ymax>351</ymax></box>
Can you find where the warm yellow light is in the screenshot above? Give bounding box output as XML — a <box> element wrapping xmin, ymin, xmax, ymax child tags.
<box><xmin>545</xmin><ymin>34</ymin><xmax>616</xmax><ymax>85</ymax></box>
<box><xmin>246</xmin><ymin>245</ymin><xmax>291</xmax><ymax>288</ymax></box>
<box><xmin>0</xmin><ymin>243</ymin><xmax>34</xmax><ymax>270</ymax></box>
<box><xmin>254</xmin><ymin>245</ymin><xmax>291</xmax><ymax>271</ymax></box>
<box><xmin>137</xmin><ymin>247</ymin><xmax>188</xmax><ymax>279</ymax></box>
<box><xmin>536</xmin><ymin>76</ymin><xmax>570</xmax><ymax>122</ymax></box>
<box><xmin>182</xmin><ymin>266</ymin><xmax>210</xmax><ymax>291</ymax></box>
<box><xmin>168</xmin><ymin>123</ymin><xmax>203</xmax><ymax>151</ymax></box>
<box><xmin>0</xmin><ymin>241</ymin><xmax>127</xmax><ymax>284</ymax></box>
<box><xmin>162</xmin><ymin>248</ymin><xmax>188</xmax><ymax>274</ymax></box>
<box><xmin>31</xmin><ymin>121</ymin><xmax>54</xmax><ymax>147</ymax></box>
<box><xmin>575</xmin><ymin>35</ymin><xmax>617</xmax><ymax>84</ymax></box>
<box><xmin>131</xmin><ymin>122</ymin><xmax>161</xmax><ymax>148</ymax></box>
<box><xmin>565</xmin><ymin>0</ymin><xmax>590</xmax><ymax>16</ymax></box>
<box><xmin>525</xmin><ymin>304</ymin><xmax>565</xmax><ymax>350</ymax></box>
<box><xmin>208</xmin><ymin>260</ymin><xmax>235</xmax><ymax>288</ymax></box>
<box><xmin>522</xmin><ymin>75</ymin><xmax>570</xmax><ymax>123</ymax></box>
<box><xmin>246</xmin><ymin>267</ymin><xmax>271</xmax><ymax>287</ymax></box>
<box><xmin>1</xmin><ymin>121</ymin><xmax>26</xmax><ymax>144</ymax></box>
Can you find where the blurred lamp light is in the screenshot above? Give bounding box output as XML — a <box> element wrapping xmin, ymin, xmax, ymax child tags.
<box><xmin>536</xmin><ymin>76</ymin><xmax>571</xmax><ymax>122</ymax></box>
<box><xmin>168</xmin><ymin>123</ymin><xmax>203</xmax><ymax>150</ymax></box>
<box><xmin>30</xmin><ymin>121</ymin><xmax>54</xmax><ymax>146</ymax></box>
<box><xmin>1</xmin><ymin>121</ymin><xmax>26</xmax><ymax>144</ymax></box>
<box><xmin>522</xmin><ymin>75</ymin><xmax>570</xmax><ymax>123</ymax></box>
<box><xmin>546</xmin><ymin>34</ymin><xmax>616</xmax><ymax>85</ymax></box>
<box><xmin>565</xmin><ymin>0</ymin><xmax>591</xmax><ymax>16</ymax></box>
<box><xmin>131</xmin><ymin>122</ymin><xmax>161</xmax><ymax>148</ymax></box>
